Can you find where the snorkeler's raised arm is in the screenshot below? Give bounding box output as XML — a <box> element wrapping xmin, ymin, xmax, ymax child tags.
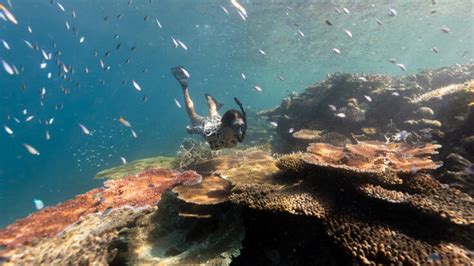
<box><xmin>171</xmin><ymin>66</ymin><xmax>203</xmax><ymax>126</ymax></box>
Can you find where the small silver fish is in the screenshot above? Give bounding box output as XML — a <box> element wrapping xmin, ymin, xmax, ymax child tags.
<box><xmin>132</xmin><ymin>80</ymin><xmax>141</xmax><ymax>91</ymax></box>
<box><xmin>332</xmin><ymin>48</ymin><xmax>341</xmax><ymax>55</ymax></box>
<box><xmin>131</xmin><ymin>129</ymin><xmax>138</xmax><ymax>138</ymax></box>
<box><xmin>2</xmin><ymin>59</ymin><xmax>14</xmax><ymax>75</ymax></box>
<box><xmin>40</xmin><ymin>62</ymin><xmax>47</xmax><ymax>69</ymax></box>
<box><xmin>174</xmin><ymin>98</ymin><xmax>182</xmax><ymax>108</ymax></box>
<box><xmin>25</xmin><ymin>116</ymin><xmax>34</xmax><ymax>122</ymax></box>
<box><xmin>119</xmin><ymin>117</ymin><xmax>132</xmax><ymax>128</ymax></box>
<box><xmin>431</xmin><ymin>47</ymin><xmax>439</xmax><ymax>54</ymax></box>
<box><xmin>171</xmin><ymin>37</ymin><xmax>179</xmax><ymax>48</ymax></box>
<box><xmin>342</xmin><ymin>7</ymin><xmax>350</xmax><ymax>14</ymax></box>
<box><xmin>344</xmin><ymin>29</ymin><xmax>352</xmax><ymax>38</ymax></box>
<box><xmin>389</xmin><ymin>8</ymin><xmax>397</xmax><ymax>16</ymax></box>
<box><xmin>376</xmin><ymin>19</ymin><xmax>383</xmax><ymax>26</ymax></box>
<box><xmin>23</xmin><ymin>39</ymin><xmax>34</xmax><ymax>49</ymax></box>
<box><xmin>328</xmin><ymin>105</ymin><xmax>337</xmax><ymax>111</ymax></box>
<box><xmin>254</xmin><ymin>85</ymin><xmax>262</xmax><ymax>92</ymax></box>
<box><xmin>2</xmin><ymin>39</ymin><xmax>10</xmax><ymax>50</ymax></box>
<box><xmin>78</xmin><ymin>123</ymin><xmax>90</xmax><ymax>135</ymax></box>
<box><xmin>177</xmin><ymin>39</ymin><xmax>188</xmax><ymax>50</ymax></box>
<box><xmin>41</xmin><ymin>49</ymin><xmax>49</xmax><ymax>60</ymax></box>
<box><xmin>4</xmin><ymin>125</ymin><xmax>13</xmax><ymax>135</ymax></box>
<box><xmin>270</xmin><ymin>121</ymin><xmax>278</xmax><ymax>127</ymax></box>
<box><xmin>258</xmin><ymin>49</ymin><xmax>266</xmax><ymax>55</ymax></box>
<box><xmin>120</xmin><ymin>157</ymin><xmax>127</xmax><ymax>164</ymax></box>
<box><xmin>57</xmin><ymin>2</ymin><xmax>65</xmax><ymax>11</ymax></box>
<box><xmin>240</xmin><ymin>73</ymin><xmax>246</xmax><ymax>79</ymax></box>
<box><xmin>155</xmin><ymin>18</ymin><xmax>162</xmax><ymax>28</ymax></box>
<box><xmin>335</xmin><ymin>113</ymin><xmax>346</xmax><ymax>118</ymax></box>
<box><xmin>220</xmin><ymin>6</ymin><xmax>229</xmax><ymax>15</ymax></box>
<box><xmin>288</xmin><ymin>128</ymin><xmax>294</xmax><ymax>133</ymax></box>
<box><xmin>45</xmin><ymin>130</ymin><xmax>50</xmax><ymax>140</ymax></box>
<box><xmin>364</xmin><ymin>95</ymin><xmax>372</xmax><ymax>102</ymax></box>
<box><xmin>23</xmin><ymin>143</ymin><xmax>40</xmax><ymax>155</ymax></box>
<box><xmin>358</xmin><ymin>77</ymin><xmax>367</xmax><ymax>82</ymax></box>
<box><xmin>396</xmin><ymin>63</ymin><xmax>406</xmax><ymax>71</ymax></box>
<box><xmin>0</xmin><ymin>4</ymin><xmax>18</xmax><ymax>24</ymax></box>
<box><xmin>79</xmin><ymin>36</ymin><xmax>85</xmax><ymax>43</ymax></box>
<box><xmin>440</xmin><ymin>27</ymin><xmax>450</xmax><ymax>33</ymax></box>
<box><xmin>297</xmin><ymin>29</ymin><xmax>305</xmax><ymax>37</ymax></box>
<box><xmin>27</xmin><ymin>26</ymin><xmax>32</xmax><ymax>33</ymax></box>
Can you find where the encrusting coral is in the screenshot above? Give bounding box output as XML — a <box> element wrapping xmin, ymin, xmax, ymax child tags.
<box><xmin>0</xmin><ymin>169</ymin><xmax>202</xmax><ymax>264</ymax></box>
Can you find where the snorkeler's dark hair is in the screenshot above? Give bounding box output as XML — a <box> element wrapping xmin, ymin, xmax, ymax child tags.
<box><xmin>222</xmin><ymin>109</ymin><xmax>244</xmax><ymax>127</ymax></box>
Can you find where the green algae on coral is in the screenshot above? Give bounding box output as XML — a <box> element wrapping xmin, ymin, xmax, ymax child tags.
<box><xmin>94</xmin><ymin>156</ymin><xmax>175</xmax><ymax>179</ymax></box>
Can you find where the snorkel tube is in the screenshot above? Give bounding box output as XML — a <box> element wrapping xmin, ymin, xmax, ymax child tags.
<box><xmin>234</xmin><ymin>97</ymin><xmax>247</xmax><ymax>142</ymax></box>
<box><xmin>234</xmin><ymin>97</ymin><xmax>246</xmax><ymax>123</ymax></box>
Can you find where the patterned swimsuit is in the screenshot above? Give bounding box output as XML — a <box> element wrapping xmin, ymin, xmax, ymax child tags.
<box><xmin>186</xmin><ymin>116</ymin><xmax>238</xmax><ymax>150</ymax></box>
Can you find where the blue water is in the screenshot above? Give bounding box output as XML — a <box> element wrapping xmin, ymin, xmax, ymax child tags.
<box><xmin>0</xmin><ymin>0</ymin><xmax>472</xmax><ymax>227</ymax></box>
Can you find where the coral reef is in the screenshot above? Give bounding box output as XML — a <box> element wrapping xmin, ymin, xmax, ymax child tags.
<box><xmin>303</xmin><ymin>141</ymin><xmax>442</xmax><ymax>175</ymax></box>
<box><xmin>275</xmin><ymin>152</ymin><xmax>306</xmax><ymax>174</ymax></box>
<box><xmin>1</xmin><ymin>207</ymin><xmax>153</xmax><ymax>265</ymax></box>
<box><xmin>260</xmin><ymin>64</ymin><xmax>474</xmax><ymax>194</ymax></box>
<box><xmin>0</xmin><ymin>169</ymin><xmax>202</xmax><ymax>261</ymax></box>
<box><xmin>230</xmin><ymin>140</ymin><xmax>473</xmax><ymax>264</ymax></box>
<box><xmin>173</xmin><ymin>138</ymin><xmax>214</xmax><ymax>170</ymax></box>
<box><xmin>172</xmin><ymin>147</ymin><xmax>278</xmax><ymax>205</ymax></box>
<box><xmin>95</xmin><ymin>156</ymin><xmax>175</xmax><ymax>179</ymax></box>
<box><xmin>292</xmin><ymin>129</ymin><xmax>323</xmax><ymax>142</ymax></box>
<box><xmin>172</xmin><ymin>175</ymin><xmax>232</xmax><ymax>205</ymax></box>
<box><xmin>127</xmin><ymin>192</ymin><xmax>244</xmax><ymax>265</ymax></box>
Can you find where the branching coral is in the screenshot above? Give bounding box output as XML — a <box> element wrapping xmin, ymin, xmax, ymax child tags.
<box><xmin>173</xmin><ymin>138</ymin><xmax>214</xmax><ymax>170</ymax></box>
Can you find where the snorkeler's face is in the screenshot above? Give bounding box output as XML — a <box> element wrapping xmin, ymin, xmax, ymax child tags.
<box><xmin>231</xmin><ymin>118</ymin><xmax>246</xmax><ymax>142</ymax></box>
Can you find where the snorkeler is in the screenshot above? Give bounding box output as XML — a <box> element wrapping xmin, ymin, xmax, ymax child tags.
<box><xmin>171</xmin><ymin>66</ymin><xmax>247</xmax><ymax>150</ymax></box>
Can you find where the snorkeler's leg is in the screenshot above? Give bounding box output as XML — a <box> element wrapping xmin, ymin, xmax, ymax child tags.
<box><xmin>183</xmin><ymin>86</ymin><xmax>203</xmax><ymax>126</ymax></box>
<box><xmin>205</xmin><ymin>93</ymin><xmax>222</xmax><ymax>118</ymax></box>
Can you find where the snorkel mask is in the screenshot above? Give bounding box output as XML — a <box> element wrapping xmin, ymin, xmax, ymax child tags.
<box><xmin>232</xmin><ymin>97</ymin><xmax>247</xmax><ymax>142</ymax></box>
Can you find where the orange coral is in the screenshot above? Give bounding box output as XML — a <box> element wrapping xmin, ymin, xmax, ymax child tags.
<box><xmin>0</xmin><ymin>169</ymin><xmax>201</xmax><ymax>250</ymax></box>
